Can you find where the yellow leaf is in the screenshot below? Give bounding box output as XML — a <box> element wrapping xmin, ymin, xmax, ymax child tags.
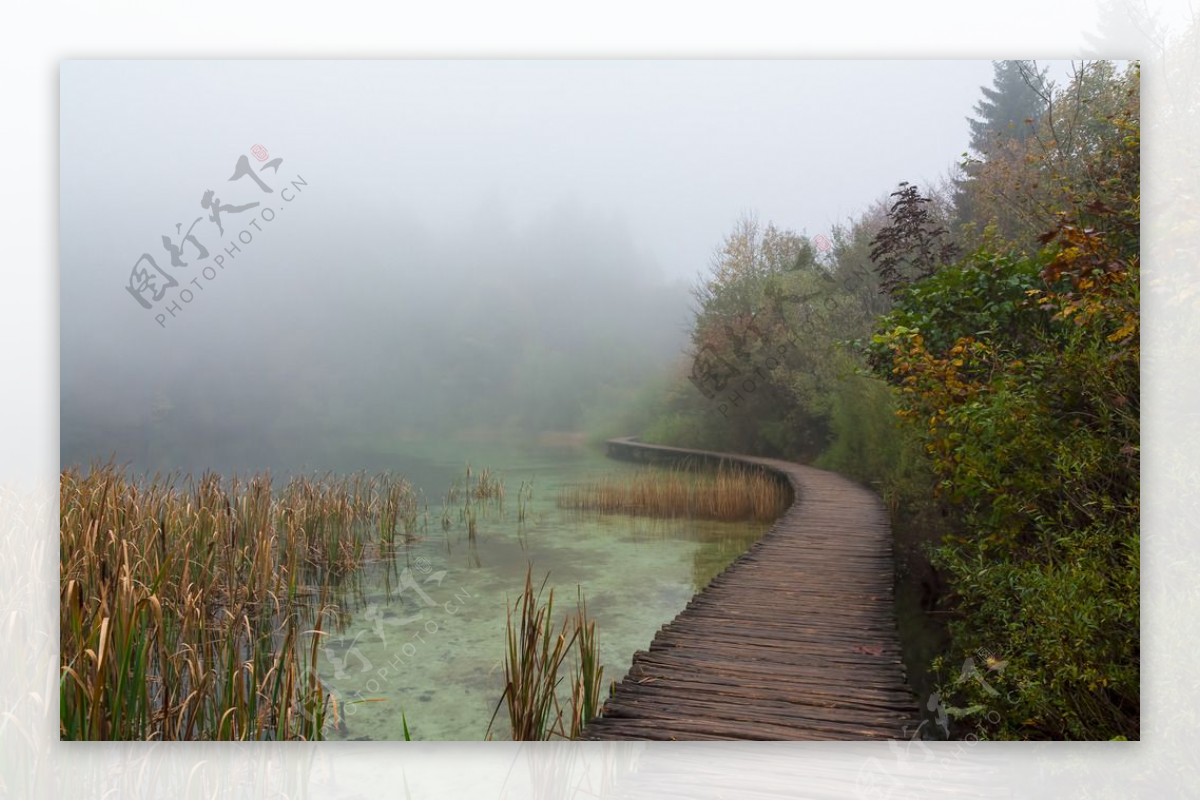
<box><xmin>1107</xmin><ymin>321</ymin><xmax>1137</xmax><ymax>342</ymax></box>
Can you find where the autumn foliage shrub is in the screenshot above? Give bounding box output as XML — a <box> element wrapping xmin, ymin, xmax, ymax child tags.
<box><xmin>867</xmin><ymin>125</ymin><xmax>1139</xmax><ymax>739</ymax></box>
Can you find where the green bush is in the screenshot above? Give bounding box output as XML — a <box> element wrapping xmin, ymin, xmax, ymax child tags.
<box><xmin>868</xmin><ymin>235</ymin><xmax>1139</xmax><ymax>740</ymax></box>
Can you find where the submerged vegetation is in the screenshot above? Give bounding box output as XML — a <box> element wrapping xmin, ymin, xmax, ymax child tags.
<box><xmin>558</xmin><ymin>464</ymin><xmax>791</xmax><ymax>523</ymax></box>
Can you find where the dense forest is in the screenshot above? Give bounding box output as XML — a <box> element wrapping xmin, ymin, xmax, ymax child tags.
<box><xmin>619</xmin><ymin>60</ymin><xmax>1140</xmax><ymax>740</ymax></box>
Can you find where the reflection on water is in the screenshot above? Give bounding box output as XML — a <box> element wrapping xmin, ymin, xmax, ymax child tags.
<box><xmin>315</xmin><ymin>443</ymin><xmax>771</xmax><ymax>741</ymax></box>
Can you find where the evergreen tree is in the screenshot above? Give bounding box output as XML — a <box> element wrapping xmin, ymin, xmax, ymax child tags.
<box><xmin>967</xmin><ymin>60</ymin><xmax>1050</xmax><ymax>155</ymax></box>
<box><xmin>954</xmin><ymin>60</ymin><xmax>1050</xmax><ymax>230</ymax></box>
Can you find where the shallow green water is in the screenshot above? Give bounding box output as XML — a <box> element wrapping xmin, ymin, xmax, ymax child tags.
<box><xmin>312</xmin><ymin>442</ymin><xmax>771</xmax><ymax>741</ymax></box>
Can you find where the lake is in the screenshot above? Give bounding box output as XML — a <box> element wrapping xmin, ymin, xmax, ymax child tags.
<box><xmin>310</xmin><ymin>440</ymin><xmax>771</xmax><ymax>740</ymax></box>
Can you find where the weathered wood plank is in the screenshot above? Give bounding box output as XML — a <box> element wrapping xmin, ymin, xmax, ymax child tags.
<box><xmin>580</xmin><ymin>437</ymin><xmax>918</xmax><ymax>741</ymax></box>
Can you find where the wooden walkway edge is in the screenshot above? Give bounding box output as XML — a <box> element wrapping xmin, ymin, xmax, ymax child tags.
<box><xmin>579</xmin><ymin>436</ymin><xmax>918</xmax><ymax>741</ymax></box>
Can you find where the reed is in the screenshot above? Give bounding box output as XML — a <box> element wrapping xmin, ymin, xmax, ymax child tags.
<box><xmin>558</xmin><ymin>464</ymin><xmax>790</xmax><ymax>523</ymax></box>
<box><xmin>568</xmin><ymin>589</ymin><xmax>604</xmax><ymax>739</ymax></box>
<box><xmin>377</xmin><ymin>474</ymin><xmax>419</xmax><ymax>547</ymax></box>
<box><xmin>442</xmin><ymin>466</ymin><xmax>504</xmax><ymax>543</ymax></box>
<box><xmin>59</xmin><ymin>464</ymin><xmax>420</xmax><ymax>740</ymax></box>
<box><xmin>459</xmin><ymin>499</ymin><xmax>479</xmax><ymax>539</ymax></box>
<box><xmin>472</xmin><ymin>467</ymin><xmax>505</xmax><ymax>503</ymax></box>
<box><xmin>488</xmin><ymin>569</ymin><xmax>607</xmax><ymax>741</ymax></box>
<box><xmin>516</xmin><ymin>480</ymin><xmax>534</xmax><ymax>524</ymax></box>
<box><xmin>488</xmin><ymin>569</ymin><xmax>574</xmax><ymax>740</ymax></box>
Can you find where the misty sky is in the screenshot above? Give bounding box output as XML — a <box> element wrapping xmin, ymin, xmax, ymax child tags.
<box><xmin>62</xmin><ymin>59</ymin><xmax>1007</xmax><ymax>286</ymax></box>
<box><xmin>60</xmin><ymin>59</ymin><xmax>1075</xmax><ymax>472</ymax></box>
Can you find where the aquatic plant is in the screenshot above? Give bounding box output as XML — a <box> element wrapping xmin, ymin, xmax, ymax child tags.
<box><xmin>488</xmin><ymin>568</ymin><xmax>607</xmax><ymax>741</ymax></box>
<box><xmin>516</xmin><ymin>480</ymin><xmax>534</xmax><ymax>524</ymax></box>
<box><xmin>558</xmin><ymin>463</ymin><xmax>790</xmax><ymax>522</ymax></box>
<box><xmin>460</xmin><ymin>501</ymin><xmax>478</xmax><ymax>541</ymax></box>
<box><xmin>488</xmin><ymin>569</ymin><xmax>573</xmax><ymax>741</ymax></box>
<box><xmin>472</xmin><ymin>467</ymin><xmax>505</xmax><ymax>503</ymax></box>
<box><xmin>59</xmin><ymin>465</ymin><xmax>423</xmax><ymax>740</ymax></box>
<box><xmin>568</xmin><ymin>589</ymin><xmax>604</xmax><ymax>739</ymax></box>
<box><xmin>377</xmin><ymin>474</ymin><xmax>419</xmax><ymax>547</ymax></box>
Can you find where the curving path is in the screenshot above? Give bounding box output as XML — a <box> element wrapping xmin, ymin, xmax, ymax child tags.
<box><xmin>580</xmin><ymin>437</ymin><xmax>918</xmax><ymax>740</ymax></box>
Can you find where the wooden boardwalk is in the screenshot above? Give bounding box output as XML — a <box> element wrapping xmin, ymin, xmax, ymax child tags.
<box><xmin>580</xmin><ymin>437</ymin><xmax>917</xmax><ymax>741</ymax></box>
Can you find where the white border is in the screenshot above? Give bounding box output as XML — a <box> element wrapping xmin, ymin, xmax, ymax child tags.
<box><xmin>3</xmin><ymin>1</ymin><xmax>1194</xmax><ymax>797</ymax></box>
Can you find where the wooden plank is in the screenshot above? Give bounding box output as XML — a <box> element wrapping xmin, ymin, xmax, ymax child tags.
<box><xmin>579</xmin><ymin>437</ymin><xmax>918</xmax><ymax>741</ymax></box>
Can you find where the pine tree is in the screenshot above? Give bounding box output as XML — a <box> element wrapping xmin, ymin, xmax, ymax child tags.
<box><xmin>954</xmin><ymin>61</ymin><xmax>1051</xmax><ymax>229</ymax></box>
<box><xmin>967</xmin><ymin>60</ymin><xmax>1050</xmax><ymax>156</ymax></box>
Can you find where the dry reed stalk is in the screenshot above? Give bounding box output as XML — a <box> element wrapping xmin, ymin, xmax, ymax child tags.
<box><xmin>488</xmin><ymin>569</ymin><xmax>607</xmax><ymax>741</ymax></box>
<box><xmin>59</xmin><ymin>465</ymin><xmax>419</xmax><ymax>740</ymax></box>
<box><xmin>557</xmin><ymin>464</ymin><xmax>790</xmax><ymax>522</ymax></box>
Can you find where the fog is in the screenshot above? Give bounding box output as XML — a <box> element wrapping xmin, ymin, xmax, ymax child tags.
<box><xmin>61</xmin><ymin>59</ymin><xmax>1017</xmax><ymax>473</ymax></box>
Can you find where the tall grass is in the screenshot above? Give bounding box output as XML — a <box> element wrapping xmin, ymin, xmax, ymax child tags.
<box><xmin>488</xmin><ymin>569</ymin><xmax>606</xmax><ymax>741</ymax></box>
<box><xmin>558</xmin><ymin>463</ymin><xmax>790</xmax><ymax>523</ymax></box>
<box><xmin>446</xmin><ymin>464</ymin><xmax>504</xmax><ymax>505</ymax></box>
<box><xmin>439</xmin><ymin>465</ymin><xmax>506</xmax><ymax>544</ymax></box>
<box><xmin>59</xmin><ymin>465</ymin><xmax>419</xmax><ymax>740</ymax></box>
<box><xmin>568</xmin><ymin>589</ymin><xmax>604</xmax><ymax>739</ymax></box>
<box><xmin>516</xmin><ymin>480</ymin><xmax>534</xmax><ymax>524</ymax></box>
<box><xmin>376</xmin><ymin>474</ymin><xmax>420</xmax><ymax>547</ymax></box>
<box><xmin>471</xmin><ymin>467</ymin><xmax>504</xmax><ymax>503</ymax></box>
